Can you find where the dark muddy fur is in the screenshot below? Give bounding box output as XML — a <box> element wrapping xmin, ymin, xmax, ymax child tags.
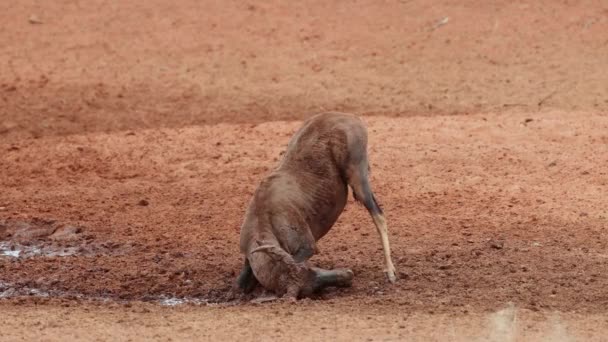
<box><xmin>237</xmin><ymin>173</ymin><xmax>381</xmax><ymax>294</ymax></box>
<box><xmin>237</xmin><ymin>261</ymin><xmax>352</xmax><ymax>296</ymax></box>
<box><xmin>236</xmin><ymin>259</ymin><xmax>259</xmax><ymax>294</ymax></box>
<box><xmin>352</xmin><ymin>176</ymin><xmax>384</xmax><ymax>216</ymax></box>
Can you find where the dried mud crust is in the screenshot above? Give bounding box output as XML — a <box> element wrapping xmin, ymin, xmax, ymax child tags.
<box><xmin>1</xmin><ymin>111</ymin><xmax>607</xmax><ymax>313</ymax></box>
<box><xmin>1</xmin><ymin>1</ymin><xmax>608</xmax><ymax>139</ymax></box>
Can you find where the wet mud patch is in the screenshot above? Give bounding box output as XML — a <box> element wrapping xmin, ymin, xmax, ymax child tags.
<box><xmin>0</xmin><ymin>217</ymin><xmax>236</xmax><ymax>305</ymax></box>
<box><xmin>0</xmin><ymin>279</ymin><xmax>239</xmax><ymax>307</ymax></box>
<box><xmin>0</xmin><ymin>278</ymin><xmax>340</xmax><ymax>307</ymax></box>
<box><xmin>0</xmin><ymin>218</ymin><xmax>131</xmax><ymax>259</ymax></box>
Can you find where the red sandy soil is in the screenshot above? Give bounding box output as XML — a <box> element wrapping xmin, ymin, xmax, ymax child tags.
<box><xmin>1</xmin><ymin>0</ymin><xmax>608</xmax><ymax>340</ymax></box>
<box><xmin>1</xmin><ymin>300</ymin><xmax>607</xmax><ymax>341</ymax></box>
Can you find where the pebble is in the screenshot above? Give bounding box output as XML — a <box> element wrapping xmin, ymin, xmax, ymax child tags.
<box><xmin>490</xmin><ymin>241</ymin><xmax>504</xmax><ymax>249</ymax></box>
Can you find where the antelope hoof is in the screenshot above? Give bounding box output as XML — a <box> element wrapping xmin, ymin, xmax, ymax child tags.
<box><xmin>386</xmin><ymin>268</ymin><xmax>397</xmax><ymax>283</ymax></box>
<box><xmin>327</xmin><ymin>268</ymin><xmax>354</xmax><ymax>287</ymax></box>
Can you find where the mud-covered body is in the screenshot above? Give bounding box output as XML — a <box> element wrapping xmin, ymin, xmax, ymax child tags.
<box><xmin>237</xmin><ymin>112</ymin><xmax>395</xmax><ymax>298</ymax></box>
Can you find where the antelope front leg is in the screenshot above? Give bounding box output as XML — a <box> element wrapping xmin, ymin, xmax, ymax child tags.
<box><xmin>371</xmin><ymin>213</ymin><xmax>397</xmax><ymax>283</ymax></box>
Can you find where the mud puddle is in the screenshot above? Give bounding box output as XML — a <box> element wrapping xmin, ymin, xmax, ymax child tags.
<box><xmin>0</xmin><ymin>241</ymin><xmax>80</xmax><ymax>258</ymax></box>
<box><xmin>0</xmin><ymin>218</ymin><xmax>132</xmax><ymax>259</ymax></box>
<box><xmin>0</xmin><ymin>280</ymin><xmax>231</xmax><ymax>307</ymax></box>
<box><xmin>0</xmin><ymin>218</ymin><xmax>243</xmax><ymax>307</ymax></box>
<box><xmin>1</xmin><ymin>219</ymin><xmax>296</xmax><ymax>307</ymax></box>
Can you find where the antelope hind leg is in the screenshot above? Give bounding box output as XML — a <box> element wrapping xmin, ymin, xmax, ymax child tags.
<box><xmin>311</xmin><ymin>267</ymin><xmax>354</xmax><ymax>290</ymax></box>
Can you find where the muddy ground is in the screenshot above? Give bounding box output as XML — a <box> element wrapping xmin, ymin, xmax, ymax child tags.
<box><xmin>1</xmin><ymin>0</ymin><xmax>608</xmax><ymax>341</ymax></box>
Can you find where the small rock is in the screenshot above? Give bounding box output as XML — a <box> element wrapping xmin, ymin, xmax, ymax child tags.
<box><xmin>431</xmin><ymin>17</ymin><xmax>449</xmax><ymax>31</ymax></box>
<box><xmin>311</xmin><ymin>64</ymin><xmax>323</xmax><ymax>72</ymax></box>
<box><xmin>0</xmin><ymin>207</ymin><xmax>6</xmax><ymax>211</ymax></box>
<box><xmin>547</xmin><ymin>161</ymin><xmax>557</xmax><ymax>167</ymax></box>
<box><xmin>50</xmin><ymin>225</ymin><xmax>83</xmax><ymax>241</ymax></box>
<box><xmin>489</xmin><ymin>241</ymin><xmax>504</xmax><ymax>249</ymax></box>
<box><xmin>138</xmin><ymin>199</ymin><xmax>149</xmax><ymax>206</ymax></box>
<box><xmin>28</xmin><ymin>15</ymin><xmax>43</xmax><ymax>24</ymax></box>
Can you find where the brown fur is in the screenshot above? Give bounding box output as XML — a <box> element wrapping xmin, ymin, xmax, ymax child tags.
<box><xmin>236</xmin><ymin>112</ymin><xmax>396</xmax><ymax>299</ymax></box>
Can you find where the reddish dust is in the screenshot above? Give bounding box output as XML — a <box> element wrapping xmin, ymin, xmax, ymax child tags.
<box><xmin>1</xmin><ymin>0</ymin><xmax>608</xmax><ymax>340</ymax></box>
